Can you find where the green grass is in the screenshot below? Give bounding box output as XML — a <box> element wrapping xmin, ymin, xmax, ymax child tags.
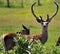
<box><xmin>0</xmin><ymin>0</ymin><xmax>60</xmax><ymax>53</ymax></box>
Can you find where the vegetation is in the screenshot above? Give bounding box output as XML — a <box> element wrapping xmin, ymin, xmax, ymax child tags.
<box><xmin>0</xmin><ymin>0</ymin><xmax>60</xmax><ymax>54</ymax></box>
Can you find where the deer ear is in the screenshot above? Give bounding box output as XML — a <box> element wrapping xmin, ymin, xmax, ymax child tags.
<box><xmin>22</xmin><ymin>24</ymin><xmax>28</xmax><ymax>30</ymax></box>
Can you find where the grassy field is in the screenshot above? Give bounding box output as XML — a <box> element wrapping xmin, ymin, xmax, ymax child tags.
<box><xmin>0</xmin><ymin>0</ymin><xmax>60</xmax><ymax>54</ymax></box>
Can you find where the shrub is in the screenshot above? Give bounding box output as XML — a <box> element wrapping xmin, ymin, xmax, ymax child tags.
<box><xmin>0</xmin><ymin>36</ymin><xmax>60</xmax><ymax>54</ymax></box>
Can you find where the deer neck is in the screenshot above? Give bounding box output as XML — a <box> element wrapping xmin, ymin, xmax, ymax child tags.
<box><xmin>42</xmin><ymin>26</ymin><xmax>48</xmax><ymax>36</ymax></box>
<box><xmin>40</xmin><ymin>26</ymin><xmax>48</xmax><ymax>44</ymax></box>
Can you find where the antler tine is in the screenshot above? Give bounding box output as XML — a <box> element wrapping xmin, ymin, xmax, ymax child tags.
<box><xmin>49</xmin><ymin>0</ymin><xmax>59</xmax><ymax>22</ymax></box>
<box><xmin>31</xmin><ymin>2</ymin><xmax>43</xmax><ymax>22</ymax></box>
<box><xmin>46</xmin><ymin>14</ymin><xmax>49</xmax><ymax>21</ymax></box>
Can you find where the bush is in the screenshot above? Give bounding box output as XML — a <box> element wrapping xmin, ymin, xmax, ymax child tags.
<box><xmin>0</xmin><ymin>36</ymin><xmax>60</xmax><ymax>54</ymax></box>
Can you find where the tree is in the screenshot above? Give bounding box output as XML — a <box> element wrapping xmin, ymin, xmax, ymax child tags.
<box><xmin>38</xmin><ymin>0</ymin><xmax>40</xmax><ymax>6</ymax></box>
<box><xmin>7</xmin><ymin>0</ymin><xmax>10</xmax><ymax>7</ymax></box>
<box><xmin>21</xmin><ymin>0</ymin><xmax>24</xmax><ymax>8</ymax></box>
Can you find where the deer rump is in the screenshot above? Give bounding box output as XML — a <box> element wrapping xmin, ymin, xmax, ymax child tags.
<box><xmin>3</xmin><ymin>33</ymin><xmax>16</xmax><ymax>50</ymax></box>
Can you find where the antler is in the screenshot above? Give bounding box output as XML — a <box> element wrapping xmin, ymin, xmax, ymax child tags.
<box><xmin>31</xmin><ymin>2</ymin><xmax>43</xmax><ymax>23</ymax></box>
<box><xmin>31</xmin><ymin>0</ymin><xmax>59</xmax><ymax>23</ymax></box>
<box><xmin>48</xmin><ymin>0</ymin><xmax>59</xmax><ymax>22</ymax></box>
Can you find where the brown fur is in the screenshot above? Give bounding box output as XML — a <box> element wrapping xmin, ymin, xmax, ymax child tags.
<box><xmin>27</xmin><ymin>34</ymin><xmax>42</xmax><ymax>40</ymax></box>
<box><xmin>19</xmin><ymin>33</ymin><xmax>44</xmax><ymax>44</ymax></box>
<box><xmin>1</xmin><ymin>33</ymin><xmax>17</xmax><ymax>51</ymax></box>
<box><xmin>56</xmin><ymin>37</ymin><xmax>60</xmax><ymax>46</ymax></box>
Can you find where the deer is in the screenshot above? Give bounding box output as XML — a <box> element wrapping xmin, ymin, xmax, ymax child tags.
<box><xmin>0</xmin><ymin>25</ymin><xmax>30</xmax><ymax>54</ymax></box>
<box><xmin>56</xmin><ymin>37</ymin><xmax>60</xmax><ymax>46</ymax></box>
<box><xmin>0</xmin><ymin>32</ymin><xmax>18</xmax><ymax>54</ymax></box>
<box><xmin>30</xmin><ymin>0</ymin><xmax>59</xmax><ymax>44</ymax></box>
<box><xmin>16</xmin><ymin>24</ymin><xmax>30</xmax><ymax>36</ymax></box>
<box><xmin>18</xmin><ymin>1</ymin><xmax>59</xmax><ymax>44</ymax></box>
<box><xmin>19</xmin><ymin>1</ymin><xmax>59</xmax><ymax>44</ymax></box>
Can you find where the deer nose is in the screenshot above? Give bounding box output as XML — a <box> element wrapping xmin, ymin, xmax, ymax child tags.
<box><xmin>43</xmin><ymin>25</ymin><xmax>46</xmax><ymax>27</ymax></box>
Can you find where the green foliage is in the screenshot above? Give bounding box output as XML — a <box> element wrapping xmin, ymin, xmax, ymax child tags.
<box><xmin>15</xmin><ymin>36</ymin><xmax>29</xmax><ymax>54</ymax></box>
<box><xmin>0</xmin><ymin>0</ymin><xmax>5</xmax><ymax>7</ymax></box>
<box><xmin>0</xmin><ymin>0</ymin><xmax>3</xmax><ymax>4</ymax></box>
<box><xmin>57</xmin><ymin>0</ymin><xmax>60</xmax><ymax>3</ymax></box>
<box><xmin>0</xmin><ymin>42</ymin><xmax>4</xmax><ymax>54</ymax></box>
<box><xmin>0</xmin><ymin>36</ymin><xmax>60</xmax><ymax>54</ymax></box>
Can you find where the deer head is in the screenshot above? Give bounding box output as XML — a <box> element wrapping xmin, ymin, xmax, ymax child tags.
<box><xmin>16</xmin><ymin>24</ymin><xmax>30</xmax><ymax>35</ymax></box>
<box><xmin>31</xmin><ymin>0</ymin><xmax>59</xmax><ymax>28</ymax></box>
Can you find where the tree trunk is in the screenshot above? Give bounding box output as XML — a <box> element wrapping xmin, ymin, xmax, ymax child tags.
<box><xmin>7</xmin><ymin>0</ymin><xmax>10</xmax><ymax>7</ymax></box>
<box><xmin>21</xmin><ymin>0</ymin><xmax>24</xmax><ymax>8</ymax></box>
<box><xmin>38</xmin><ymin>0</ymin><xmax>40</xmax><ymax>6</ymax></box>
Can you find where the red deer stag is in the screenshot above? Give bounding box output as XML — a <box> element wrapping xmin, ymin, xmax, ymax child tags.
<box><xmin>30</xmin><ymin>1</ymin><xmax>59</xmax><ymax>44</ymax></box>
<box><xmin>18</xmin><ymin>1</ymin><xmax>59</xmax><ymax>44</ymax></box>
<box><xmin>17</xmin><ymin>1</ymin><xmax>59</xmax><ymax>44</ymax></box>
